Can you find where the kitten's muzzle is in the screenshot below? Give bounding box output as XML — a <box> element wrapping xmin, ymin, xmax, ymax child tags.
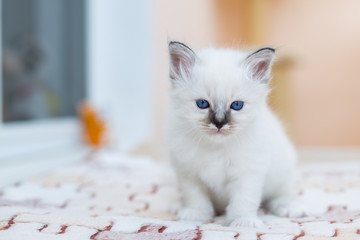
<box><xmin>209</xmin><ymin>110</ymin><xmax>230</xmax><ymax>130</ymax></box>
<box><xmin>213</xmin><ymin>119</ymin><xmax>227</xmax><ymax>130</ymax></box>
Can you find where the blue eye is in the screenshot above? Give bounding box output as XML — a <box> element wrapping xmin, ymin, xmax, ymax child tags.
<box><xmin>196</xmin><ymin>99</ymin><xmax>210</xmax><ymax>109</ymax></box>
<box><xmin>230</xmin><ymin>101</ymin><xmax>244</xmax><ymax>111</ymax></box>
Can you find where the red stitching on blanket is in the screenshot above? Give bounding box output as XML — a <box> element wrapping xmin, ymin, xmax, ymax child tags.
<box><xmin>1</xmin><ymin>215</ymin><xmax>17</xmax><ymax>230</ymax></box>
<box><xmin>293</xmin><ymin>230</ymin><xmax>305</xmax><ymax>240</ymax></box>
<box><xmin>57</xmin><ymin>225</ymin><xmax>68</xmax><ymax>234</ymax></box>
<box><xmin>193</xmin><ymin>227</ymin><xmax>202</xmax><ymax>240</ymax></box>
<box><xmin>90</xmin><ymin>223</ymin><xmax>113</xmax><ymax>239</ymax></box>
<box><xmin>38</xmin><ymin>224</ymin><xmax>48</xmax><ymax>232</ymax></box>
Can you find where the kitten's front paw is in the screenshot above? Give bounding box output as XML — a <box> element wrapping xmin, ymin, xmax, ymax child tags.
<box><xmin>228</xmin><ymin>216</ymin><xmax>264</xmax><ymax>228</ymax></box>
<box><xmin>177</xmin><ymin>208</ymin><xmax>212</xmax><ymax>222</ymax></box>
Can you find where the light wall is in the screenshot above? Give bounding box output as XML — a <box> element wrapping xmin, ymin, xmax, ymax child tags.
<box><xmin>267</xmin><ymin>0</ymin><xmax>360</xmax><ymax>146</ymax></box>
<box><xmin>152</xmin><ymin>0</ymin><xmax>216</xmax><ymax>141</ymax></box>
<box><xmin>152</xmin><ymin>0</ymin><xmax>360</xmax><ymax>147</ymax></box>
<box><xmin>87</xmin><ymin>0</ymin><xmax>153</xmax><ymax>150</ymax></box>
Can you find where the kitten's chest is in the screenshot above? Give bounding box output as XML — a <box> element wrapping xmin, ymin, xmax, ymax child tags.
<box><xmin>194</xmin><ymin>149</ymin><xmax>232</xmax><ymax>190</ymax></box>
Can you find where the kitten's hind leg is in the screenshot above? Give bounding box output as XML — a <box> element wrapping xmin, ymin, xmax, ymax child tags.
<box><xmin>266</xmin><ymin>184</ymin><xmax>306</xmax><ymax>218</ymax></box>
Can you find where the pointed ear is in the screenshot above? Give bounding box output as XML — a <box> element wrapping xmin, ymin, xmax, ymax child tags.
<box><xmin>168</xmin><ymin>41</ymin><xmax>196</xmax><ymax>82</ymax></box>
<box><xmin>243</xmin><ymin>47</ymin><xmax>275</xmax><ymax>84</ymax></box>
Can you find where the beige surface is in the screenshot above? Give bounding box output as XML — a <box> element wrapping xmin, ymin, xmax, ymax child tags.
<box><xmin>151</xmin><ymin>0</ymin><xmax>360</xmax><ymax>147</ymax></box>
<box><xmin>152</xmin><ymin>0</ymin><xmax>217</xmax><ymax>142</ymax></box>
<box><xmin>267</xmin><ymin>0</ymin><xmax>360</xmax><ymax>146</ymax></box>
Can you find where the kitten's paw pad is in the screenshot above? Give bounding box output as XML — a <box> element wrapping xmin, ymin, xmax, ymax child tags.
<box><xmin>177</xmin><ymin>208</ymin><xmax>212</xmax><ymax>222</ymax></box>
<box><xmin>269</xmin><ymin>199</ymin><xmax>307</xmax><ymax>218</ymax></box>
<box><xmin>228</xmin><ymin>217</ymin><xmax>264</xmax><ymax>228</ymax></box>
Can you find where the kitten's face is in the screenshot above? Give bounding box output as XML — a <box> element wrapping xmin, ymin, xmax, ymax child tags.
<box><xmin>169</xmin><ymin>42</ymin><xmax>275</xmax><ymax>142</ymax></box>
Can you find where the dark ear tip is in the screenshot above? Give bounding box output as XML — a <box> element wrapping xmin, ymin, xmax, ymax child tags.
<box><xmin>246</xmin><ymin>47</ymin><xmax>276</xmax><ymax>59</ymax></box>
<box><xmin>257</xmin><ymin>47</ymin><xmax>276</xmax><ymax>53</ymax></box>
<box><xmin>168</xmin><ymin>41</ymin><xmax>194</xmax><ymax>53</ymax></box>
<box><xmin>169</xmin><ymin>41</ymin><xmax>183</xmax><ymax>47</ymax></box>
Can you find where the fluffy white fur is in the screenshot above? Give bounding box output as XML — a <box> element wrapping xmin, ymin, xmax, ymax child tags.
<box><xmin>167</xmin><ymin>42</ymin><xmax>302</xmax><ymax>228</ymax></box>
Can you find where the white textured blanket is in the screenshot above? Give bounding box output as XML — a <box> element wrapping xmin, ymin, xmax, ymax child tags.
<box><xmin>1</xmin><ymin>150</ymin><xmax>360</xmax><ymax>240</ymax></box>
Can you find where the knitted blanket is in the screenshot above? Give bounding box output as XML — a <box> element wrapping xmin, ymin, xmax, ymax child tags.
<box><xmin>1</xmin><ymin>150</ymin><xmax>360</xmax><ymax>240</ymax></box>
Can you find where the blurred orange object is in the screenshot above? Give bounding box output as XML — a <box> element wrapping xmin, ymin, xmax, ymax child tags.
<box><xmin>78</xmin><ymin>102</ymin><xmax>107</xmax><ymax>148</ymax></box>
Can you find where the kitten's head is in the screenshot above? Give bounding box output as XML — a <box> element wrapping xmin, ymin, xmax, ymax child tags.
<box><xmin>168</xmin><ymin>41</ymin><xmax>275</xmax><ymax>142</ymax></box>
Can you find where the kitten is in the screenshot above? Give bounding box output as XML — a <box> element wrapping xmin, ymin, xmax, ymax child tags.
<box><xmin>167</xmin><ymin>41</ymin><xmax>303</xmax><ymax>227</ymax></box>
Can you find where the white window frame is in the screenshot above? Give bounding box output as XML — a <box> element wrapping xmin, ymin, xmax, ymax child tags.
<box><xmin>0</xmin><ymin>118</ymin><xmax>82</xmax><ymax>162</ymax></box>
<box><xmin>0</xmin><ymin>0</ymin><xmax>87</xmax><ymax>166</ymax></box>
<box><xmin>0</xmin><ymin>0</ymin><xmax>153</xmax><ymax>187</ymax></box>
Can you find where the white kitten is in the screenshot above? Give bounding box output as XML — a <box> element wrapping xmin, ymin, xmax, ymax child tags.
<box><xmin>167</xmin><ymin>41</ymin><xmax>303</xmax><ymax>228</ymax></box>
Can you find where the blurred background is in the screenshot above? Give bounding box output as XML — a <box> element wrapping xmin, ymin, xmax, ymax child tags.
<box><xmin>1</xmin><ymin>0</ymin><xmax>360</xmax><ymax>166</ymax></box>
<box><xmin>153</xmin><ymin>0</ymin><xmax>360</xmax><ymax>148</ymax></box>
